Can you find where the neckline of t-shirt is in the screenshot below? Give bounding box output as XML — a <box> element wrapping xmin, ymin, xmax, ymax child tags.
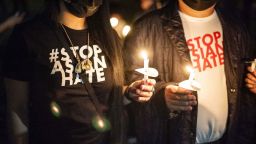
<box><xmin>62</xmin><ymin>24</ymin><xmax>88</xmax><ymax>33</ymax></box>
<box><xmin>178</xmin><ymin>10</ymin><xmax>217</xmax><ymax>22</ymax></box>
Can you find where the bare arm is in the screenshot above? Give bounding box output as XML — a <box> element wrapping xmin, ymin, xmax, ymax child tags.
<box><xmin>5</xmin><ymin>78</ymin><xmax>29</xmax><ymax>144</ymax></box>
<box><xmin>0</xmin><ymin>12</ymin><xmax>24</xmax><ymax>33</ymax></box>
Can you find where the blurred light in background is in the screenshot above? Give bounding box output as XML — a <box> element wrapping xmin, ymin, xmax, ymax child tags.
<box><xmin>110</xmin><ymin>17</ymin><xmax>119</xmax><ymax>28</ymax></box>
<box><xmin>122</xmin><ymin>25</ymin><xmax>131</xmax><ymax>37</ymax></box>
<box><xmin>92</xmin><ymin>116</ymin><xmax>111</xmax><ymax>132</ymax></box>
<box><xmin>50</xmin><ymin>101</ymin><xmax>61</xmax><ymax>118</ymax></box>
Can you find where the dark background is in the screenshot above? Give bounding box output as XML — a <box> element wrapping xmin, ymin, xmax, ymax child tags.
<box><xmin>1</xmin><ymin>0</ymin><xmax>256</xmax><ymax>143</ymax></box>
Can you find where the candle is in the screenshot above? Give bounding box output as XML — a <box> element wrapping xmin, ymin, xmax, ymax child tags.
<box><xmin>141</xmin><ymin>51</ymin><xmax>149</xmax><ymax>80</ymax></box>
<box><xmin>186</xmin><ymin>66</ymin><xmax>195</xmax><ymax>81</ymax></box>
<box><xmin>251</xmin><ymin>59</ymin><xmax>256</xmax><ymax>72</ymax></box>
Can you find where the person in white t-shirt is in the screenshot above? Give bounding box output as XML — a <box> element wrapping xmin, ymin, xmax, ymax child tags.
<box><xmin>124</xmin><ymin>0</ymin><xmax>256</xmax><ymax>144</ymax></box>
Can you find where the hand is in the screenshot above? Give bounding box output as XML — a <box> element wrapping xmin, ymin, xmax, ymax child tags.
<box><xmin>5</xmin><ymin>12</ymin><xmax>25</xmax><ymax>28</ymax></box>
<box><xmin>0</xmin><ymin>12</ymin><xmax>25</xmax><ymax>33</ymax></box>
<box><xmin>245</xmin><ymin>66</ymin><xmax>256</xmax><ymax>94</ymax></box>
<box><xmin>164</xmin><ymin>84</ymin><xmax>197</xmax><ymax>111</ymax></box>
<box><xmin>127</xmin><ymin>79</ymin><xmax>156</xmax><ymax>102</ymax></box>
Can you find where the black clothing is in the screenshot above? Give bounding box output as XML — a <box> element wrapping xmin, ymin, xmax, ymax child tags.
<box><xmin>124</xmin><ymin>3</ymin><xmax>256</xmax><ymax>144</ymax></box>
<box><xmin>3</xmin><ymin>15</ymin><xmax>115</xmax><ymax>144</ymax></box>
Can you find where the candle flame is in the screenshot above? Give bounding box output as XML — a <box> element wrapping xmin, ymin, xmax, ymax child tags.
<box><xmin>186</xmin><ymin>66</ymin><xmax>193</xmax><ymax>73</ymax></box>
<box><xmin>141</xmin><ymin>50</ymin><xmax>148</xmax><ymax>59</ymax></box>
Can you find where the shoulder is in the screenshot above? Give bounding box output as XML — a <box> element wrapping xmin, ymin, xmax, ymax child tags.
<box><xmin>12</xmin><ymin>14</ymin><xmax>52</xmax><ymax>37</ymax></box>
<box><xmin>217</xmin><ymin>8</ymin><xmax>247</xmax><ymax>32</ymax></box>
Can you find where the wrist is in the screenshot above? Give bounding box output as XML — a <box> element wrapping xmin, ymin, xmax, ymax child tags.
<box><xmin>124</xmin><ymin>85</ymin><xmax>134</xmax><ymax>102</ymax></box>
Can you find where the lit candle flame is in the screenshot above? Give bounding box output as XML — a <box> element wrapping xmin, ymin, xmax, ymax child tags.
<box><xmin>141</xmin><ymin>51</ymin><xmax>148</xmax><ymax>59</ymax></box>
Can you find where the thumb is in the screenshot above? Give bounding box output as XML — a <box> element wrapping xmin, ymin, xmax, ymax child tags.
<box><xmin>165</xmin><ymin>85</ymin><xmax>179</xmax><ymax>93</ymax></box>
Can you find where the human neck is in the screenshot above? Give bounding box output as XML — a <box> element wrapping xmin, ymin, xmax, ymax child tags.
<box><xmin>59</xmin><ymin>2</ymin><xmax>87</xmax><ymax>30</ymax></box>
<box><xmin>178</xmin><ymin>0</ymin><xmax>215</xmax><ymax>18</ymax></box>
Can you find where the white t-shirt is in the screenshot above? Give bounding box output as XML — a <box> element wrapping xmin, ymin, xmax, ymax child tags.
<box><xmin>179</xmin><ymin>10</ymin><xmax>228</xmax><ymax>143</ymax></box>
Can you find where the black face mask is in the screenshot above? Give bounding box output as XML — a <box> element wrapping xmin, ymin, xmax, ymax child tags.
<box><xmin>183</xmin><ymin>0</ymin><xmax>217</xmax><ymax>11</ymax></box>
<box><xmin>64</xmin><ymin>0</ymin><xmax>103</xmax><ymax>18</ymax></box>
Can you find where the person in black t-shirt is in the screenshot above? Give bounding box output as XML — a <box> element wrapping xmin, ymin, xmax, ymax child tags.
<box><xmin>3</xmin><ymin>0</ymin><xmax>156</xmax><ymax>144</ymax></box>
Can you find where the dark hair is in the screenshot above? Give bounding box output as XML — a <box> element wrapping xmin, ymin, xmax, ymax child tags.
<box><xmin>44</xmin><ymin>0</ymin><xmax>126</xmax><ymax>143</ymax></box>
<box><xmin>87</xmin><ymin>1</ymin><xmax>126</xmax><ymax>144</ymax></box>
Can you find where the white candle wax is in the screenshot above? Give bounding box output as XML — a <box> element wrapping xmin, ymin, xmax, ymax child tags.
<box><xmin>144</xmin><ymin>58</ymin><xmax>149</xmax><ymax>80</ymax></box>
<box><xmin>186</xmin><ymin>66</ymin><xmax>195</xmax><ymax>81</ymax></box>
<box><xmin>141</xmin><ymin>51</ymin><xmax>149</xmax><ymax>80</ymax></box>
<box><xmin>251</xmin><ymin>59</ymin><xmax>256</xmax><ymax>72</ymax></box>
<box><xmin>189</xmin><ymin>70</ymin><xmax>195</xmax><ymax>81</ymax></box>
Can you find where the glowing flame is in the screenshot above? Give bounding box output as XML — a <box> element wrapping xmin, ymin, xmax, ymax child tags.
<box><xmin>186</xmin><ymin>66</ymin><xmax>193</xmax><ymax>73</ymax></box>
<box><xmin>140</xmin><ymin>50</ymin><xmax>148</xmax><ymax>59</ymax></box>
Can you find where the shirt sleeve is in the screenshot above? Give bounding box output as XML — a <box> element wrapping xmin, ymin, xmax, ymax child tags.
<box><xmin>2</xmin><ymin>26</ymin><xmax>32</xmax><ymax>81</ymax></box>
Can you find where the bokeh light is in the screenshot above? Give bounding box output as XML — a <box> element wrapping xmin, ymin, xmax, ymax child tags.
<box><xmin>110</xmin><ymin>17</ymin><xmax>119</xmax><ymax>28</ymax></box>
<box><xmin>50</xmin><ymin>101</ymin><xmax>61</xmax><ymax>118</ymax></box>
<box><xmin>122</xmin><ymin>25</ymin><xmax>131</xmax><ymax>37</ymax></box>
<box><xmin>92</xmin><ymin>115</ymin><xmax>111</xmax><ymax>132</ymax></box>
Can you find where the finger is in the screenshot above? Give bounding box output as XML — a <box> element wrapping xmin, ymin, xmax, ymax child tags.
<box><xmin>136</xmin><ymin>89</ymin><xmax>153</xmax><ymax>98</ymax></box>
<box><xmin>166</xmin><ymin>85</ymin><xmax>192</xmax><ymax>94</ymax></box>
<box><xmin>245</xmin><ymin>78</ymin><xmax>256</xmax><ymax>85</ymax></box>
<box><xmin>128</xmin><ymin>86</ymin><xmax>137</xmax><ymax>94</ymax></box>
<box><xmin>246</xmin><ymin>84</ymin><xmax>256</xmax><ymax>89</ymax></box>
<box><xmin>144</xmin><ymin>79</ymin><xmax>156</xmax><ymax>86</ymax></box>
<box><xmin>247</xmin><ymin>66</ymin><xmax>256</xmax><ymax>74</ymax></box>
<box><xmin>141</xmin><ymin>85</ymin><xmax>154</xmax><ymax>92</ymax></box>
<box><xmin>170</xmin><ymin>100</ymin><xmax>197</xmax><ymax>106</ymax></box>
<box><xmin>138</xmin><ymin>97</ymin><xmax>151</xmax><ymax>102</ymax></box>
<box><xmin>132</xmin><ymin>80</ymin><xmax>144</xmax><ymax>89</ymax></box>
<box><xmin>174</xmin><ymin>94</ymin><xmax>197</xmax><ymax>101</ymax></box>
<box><xmin>247</xmin><ymin>73</ymin><xmax>256</xmax><ymax>82</ymax></box>
<box><xmin>169</xmin><ymin>105</ymin><xmax>193</xmax><ymax>111</ymax></box>
<box><xmin>253</xmin><ymin>70</ymin><xmax>256</xmax><ymax>77</ymax></box>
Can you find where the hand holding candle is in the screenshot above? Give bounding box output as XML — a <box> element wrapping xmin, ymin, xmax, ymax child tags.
<box><xmin>126</xmin><ymin>50</ymin><xmax>159</xmax><ymax>102</ymax></box>
<box><xmin>126</xmin><ymin>79</ymin><xmax>156</xmax><ymax>102</ymax></box>
<box><xmin>245</xmin><ymin>59</ymin><xmax>256</xmax><ymax>94</ymax></box>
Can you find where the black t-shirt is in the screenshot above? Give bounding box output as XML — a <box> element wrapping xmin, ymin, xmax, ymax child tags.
<box><xmin>3</xmin><ymin>16</ymin><xmax>114</xmax><ymax>144</ymax></box>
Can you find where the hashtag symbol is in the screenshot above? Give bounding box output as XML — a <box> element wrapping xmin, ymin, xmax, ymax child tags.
<box><xmin>49</xmin><ymin>49</ymin><xmax>59</xmax><ymax>63</ymax></box>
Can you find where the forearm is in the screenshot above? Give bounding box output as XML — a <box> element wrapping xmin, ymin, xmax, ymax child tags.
<box><xmin>0</xmin><ymin>21</ymin><xmax>10</xmax><ymax>33</ymax></box>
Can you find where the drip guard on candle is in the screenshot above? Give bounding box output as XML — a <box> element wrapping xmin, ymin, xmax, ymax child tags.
<box><xmin>179</xmin><ymin>80</ymin><xmax>201</xmax><ymax>91</ymax></box>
